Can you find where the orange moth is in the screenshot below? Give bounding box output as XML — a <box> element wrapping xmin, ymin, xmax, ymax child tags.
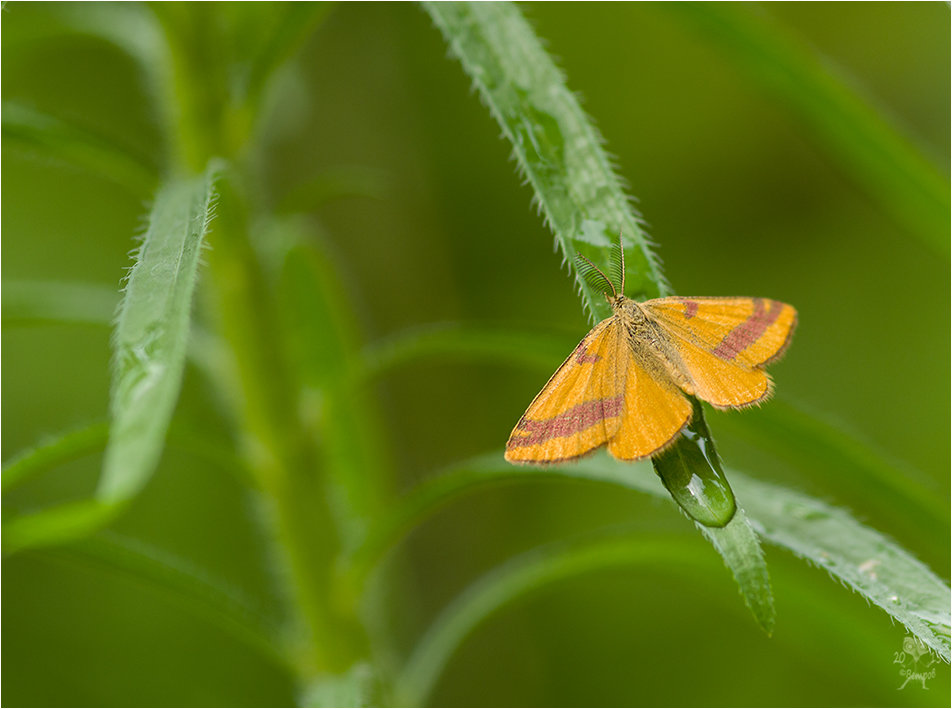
<box><xmin>505</xmin><ymin>236</ymin><xmax>797</xmax><ymax>464</ymax></box>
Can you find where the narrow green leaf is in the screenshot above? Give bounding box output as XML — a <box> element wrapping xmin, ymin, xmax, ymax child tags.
<box><xmin>99</xmin><ymin>165</ymin><xmax>219</xmax><ymax>501</ymax></box>
<box><xmin>9</xmin><ymin>2</ymin><xmax>165</xmax><ymax>71</ymax></box>
<box><xmin>2</xmin><ymin>102</ymin><xmax>157</xmax><ymax>195</ymax></box>
<box><xmin>424</xmin><ymin>1</ymin><xmax>665</xmax><ymax>317</ymax></box>
<box><xmin>2</xmin><ymin>281</ymin><xmax>118</xmax><ymax>328</ymax></box>
<box><xmin>3</xmin><ymin>165</ymin><xmax>219</xmax><ymax>552</ymax></box>
<box><xmin>38</xmin><ymin>532</ymin><xmax>288</xmax><ymax>668</ymax></box>
<box><xmin>1</xmin><ymin>421</ymin><xmax>109</xmax><ymax>494</ymax></box>
<box><xmin>277</xmin><ymin>234</ymin><xmax>388</xmax><ymax>550</ymax></box>
<box><xmin>353</xmin><ymin>452</ymin><xmax>950</xmax><ymax>661</ymax></box>
<box><xmin>21</xmin><ymin>3</ymin><xmax>176</xmax><ymax>156</ymax></box>
<box><xmin>734</xmin><ymin>474</ymin><xmax>951</xmax><ymax>662</ymax></box>
<box><xmin>423</xmin><ymin>1</ymin><xmax>740</xmax><ymax>529</ymax></box>
<box><xmin>698</xmin><ymin>510</ymin><xmax>774</xmax><ymax>634</ymax></box>
<box><xmin>665</xmin><ymin>3</ymin><xmax>950</xmax><ymax>254</ymax></box>
<box><xmin>2</xmin><ymin>500</ymin><xmax>118</xmax><ymax>553</ymax></box>
<box><xmin>239</xmin><ymin>3</ymin><xmax>334</xmax><ymax>115</ymax></box>
<box><xmin>360</xmin><ymin>323</ymin><xmax>572</xmax><ymax>382</ymax></box>
<box><xmin>1</xmin><ymin>419</ymin><xmax>243</xmax><ymax>498</ymax></box>
<box><xmin>395</xmin><ymin>536</ymin><xmax>715</xmax><ymax>705</ymax></box>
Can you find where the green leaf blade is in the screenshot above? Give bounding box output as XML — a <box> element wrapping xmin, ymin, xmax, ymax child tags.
<box><xmin>2</xmin><ymin>281</ymin><xmax>119</xmax><ymax>328</ymax></box>
<box><xmin>1</xmin><ymin>421</ymin><xmax>109</xmax><ymax>494</ymax></box>
<box><xmin>396</xmin><ymin>536</ymin><xmax>710</xmax><ymax>705</ymax></box>
<box><xmin>424</xmin><ymin>1</ymin><xmax>665</xmax><ymax>319</ymax></box>
<box><xmin>355</xmin><ymin>452</ymin><xmax>949</xmax><ymax>662</ymax></box>
<box><xmin>2</xmin><ymin>500</ymin><xmax>118</xmax><ymax>555</ymax></box>
<box><xmin>424</xmin><ymin>0</ymin><xmax>749</xmax><ymax>538</ymax></box>
<box><xmin>699</xmin><ymin>510</ymin><xmax>774</xmax><ymax>634</ymax></box>
<box><xmin>3</xmin><ymin>165</ymin><xmax>219</xmax><ymax>552</ymax></box>
<box><xmin>736</xmin><ymin>474</ymin><xmax>951</xmax><ymax>661</ymax></box>
<box><xmin>100</xmin><ymin>165</ymin><xmax>219</xmax><ymax>502</ymax></box>
<box><xmin>2</xmin><ymin>101</ymin><xmax>158</xmax><ymax>196</ymax></box>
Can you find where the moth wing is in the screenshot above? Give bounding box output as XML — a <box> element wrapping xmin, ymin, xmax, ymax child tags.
<box><xmin>669</xmin><ymin>335</ymin><xmax>773</xmax><ymax>408</ymax></box>
<box><xmin>607</xmin><ymin>349</ymin><xmax>693</xmax><ymax>461</ymax></box>
<box><xmin>643</xmin><ymin>297</ymin><xmax>797</xmax><ymax>368</ymax></box>
<box><xmin>505</xmin><ymin>317</ymin><xmax>626</xmax><ymax>464</ymax></box>
<box><xmin>642</xmin><ymin>297</ymin><xmax>796</xmax><ymax>409</ymax></box>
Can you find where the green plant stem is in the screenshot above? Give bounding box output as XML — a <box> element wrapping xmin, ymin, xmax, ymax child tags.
<box><xmin>203</xmin><ymin>172</ymin><xmax>368</xmax><ymax>682</ymax></box>
<box><xmin>149</xmin><ymin>4</ymin><xmax>231</xmax><ymax>172</ymax></box>
<box><xmin>148</xmin><ymin>5</ymin><xmax>374</xmax><ymax>689</ymax></box>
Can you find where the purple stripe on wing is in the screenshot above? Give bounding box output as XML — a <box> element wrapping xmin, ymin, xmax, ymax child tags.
<box><xmin>711</xmin><ymin>298</ymin><xmax>783</xmax><ymax>361</ymax></box>
<box><xmin>508</xmin><ymin>396</ymin><xmax>624</xmax><ymax>448</ymax></box>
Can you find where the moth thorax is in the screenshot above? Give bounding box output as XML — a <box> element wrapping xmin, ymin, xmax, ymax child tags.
<box><xmin>609</xmin><ymin>294</ymin><xmax>633</xmax><ymax>311</ymax></box>
<box><xmin>614</xmin><ymin>297</ymin><xmax>645</xmax><ymax>320</ymax></box>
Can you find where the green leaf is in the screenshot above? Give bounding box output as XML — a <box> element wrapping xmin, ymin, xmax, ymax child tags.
<box><xmin>3</xmin><ymin>165</ymin><xmax>219</xmax><ymax>553</ymax></box>
<box><xmin>1</xmin><ymin>421</ymin><xmax>109</xmax><ymax>494</ymax></box>
<box><xmin>101</xmin><ymin>165</ymin><xmax>219</xmax><ymax>501</ymax></box>
<box><xmin>423</xmin><ymin>0</ymin><xmax>747</xmax><ymax>528</ymax></box>
<box><xmin>353</xmin><ymin>452</ymin><xmax>950</xmax><ymax>662</ymax></box>
<box><xmin>698</xmin><ymin>510</ymin><xmax>774</xmax><ymax>633</ymax></box>
<box><xmin>423</xmin><ymin>1</ymin><xmax>664</xmax><ymax>318</ymax></box>
<box><xmin>359</xmin><ymin>323</ymin><xmax>572</xmax><ymax>382</ymax></box>
<box><xmin>2</xmin><ymin>281</ymin><xmax>118</xmax><ymax>328</ymax></box>
<box><xmin>237</xmin><ymin>3</ymin><xmax>334</xmax><ymax>116</ymax></box>
<box><xmin>276</xmin><ymin>229</ymin><xmax>388</xmax><ymax>550</ymax></box>
<box><xmin>734</xmin><ymin>473</ymin><xmax>951</xmax><ymax>663</ymax></box>
<box><xmin>2</xmin><ymin>499</ymin><xmax>119</xmax><ymax>551</ymax></box>
<box><xmin>665</xmin><ymin>3</ymin><xmax>950</xmax><ymax>255</ymax></box>
<box><xmin>5</xmin><ymin>4</ymin><xmax>174</xmax><ymax>157</ymax></box>
<box><xmin>9</xmin><ymin>2</ymin><xmax>165</xmax><ymax>70</ymax></box>
<box><xmin>2</xmin><ymin>102</ymin><xmax>157</xmax><ymax>196</ymax></box>
<box><xmin>395</xmin><ymin>536</ymin><xmax>712</xmax><ymax>705</ymax></box>
<box><xmin>37</xmin><ymin>532</ymin><xmax>287</xmax><ymax>668</ymax></box>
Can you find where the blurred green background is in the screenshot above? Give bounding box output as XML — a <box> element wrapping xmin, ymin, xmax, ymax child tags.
<box><xmin>3</xmin><ymin>2</ymin><xmax>949</xmax><ymax>706</ymax></box>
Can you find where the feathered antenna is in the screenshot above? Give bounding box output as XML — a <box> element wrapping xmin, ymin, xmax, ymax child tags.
<box><xmin>575</xmin><ymin>252</ymin><xmax>616</xmax><ymax>300</ymax></box>
<box><xmin>609</xmin><ymin>229</ymin><xmax>625</xmax><ymax>297</ymax></box>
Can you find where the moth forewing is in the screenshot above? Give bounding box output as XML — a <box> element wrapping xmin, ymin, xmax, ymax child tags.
<box><xmin>504</xmin><ymin>317</ymin><xmax>627</xmax><ymax>464</ymax></box>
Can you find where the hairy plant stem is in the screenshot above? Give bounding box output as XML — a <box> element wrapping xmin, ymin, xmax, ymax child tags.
<box><xmin>204</xmin><ymin>173</ymin><xmax>369</xmax><ymax>683</ymax></box>
<box><xmin>154</xmin><ymin>8</ymin><xmax>370</xmax><ymax>690</ymax></box>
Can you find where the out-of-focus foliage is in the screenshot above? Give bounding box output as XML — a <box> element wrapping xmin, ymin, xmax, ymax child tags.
<box><xmin>3</xmin><ymin>3</ymin><xmax>949</xmax><ymax>706</ymax></box>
